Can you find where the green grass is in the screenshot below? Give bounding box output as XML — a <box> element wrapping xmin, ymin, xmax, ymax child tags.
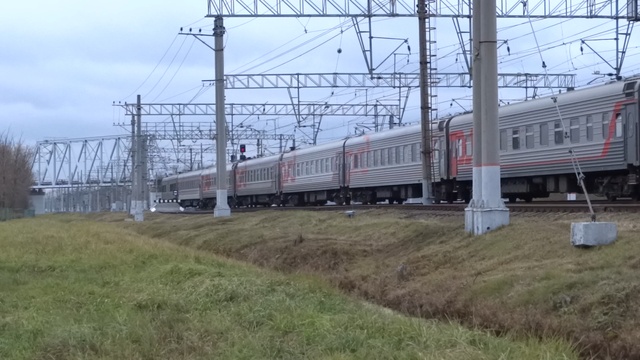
<box><xmin>0</xmin><ymin>216</ymin><xmax>576</xmax><ymax>359</ymax></box>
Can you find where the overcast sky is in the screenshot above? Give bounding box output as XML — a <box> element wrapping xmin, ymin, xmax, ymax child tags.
<box><xmin>3</xmin><ymin>0</ymin><xmax>640</xmax><ymax>167</ymax></box>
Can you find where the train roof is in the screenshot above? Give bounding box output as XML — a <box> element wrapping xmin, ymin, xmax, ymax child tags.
<box><xmin>448</xmin><ymin>80</ymin><xmax>634</xmax><ymax>127</ymax></box>
<box><xmin>346</xmin><ymin>124</ymin><xmax>421</xmax><ymax>146</ymax></box>
<box><xmin>235</xmin><ymin>154</ymin><xmax>280</xmax><ymax>167</ymax></box>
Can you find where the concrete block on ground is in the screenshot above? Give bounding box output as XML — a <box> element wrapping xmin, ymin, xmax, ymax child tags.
<box><xmin>152</xmin><ymin>202</ymin><xmax>182</xmax><ymax>213</ymax></box>
<box><xmin>571</xmin><ymin>222</ymin><xmax>617</xmax><ymax>247</ymax></box>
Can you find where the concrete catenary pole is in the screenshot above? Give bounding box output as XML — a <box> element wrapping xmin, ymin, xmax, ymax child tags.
<box><xmin>129</xmin><ymin>113</ymin><xmax>136</xmax><ymax>215</ymax></box>
<box><xmin>418</xmin><ymin>0</ymin><xmax>434</xmax><ymax>204</ymax></box>
<box><xmin>134</xmin><ymin>94</ymin><xmax>144</xmax><ymax>221</ymax></box>
<box><xmin>465</xmin><ymin>0</ymin><xmax>509</xmax><ymax>234</ymax></box>
<box><xmin>213</xmin><ymin>16</ymin><xmax>231</xmax><ymax>217</ymax></box>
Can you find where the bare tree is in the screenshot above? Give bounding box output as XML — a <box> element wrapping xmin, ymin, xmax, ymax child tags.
<box><xmin>0</xmin><ymin>133</ymin><xmax>34</xmax><ymax>210</ymax></box>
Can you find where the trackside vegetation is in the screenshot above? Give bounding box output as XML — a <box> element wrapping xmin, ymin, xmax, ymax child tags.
<box><xmin>106</xmin><ymin>209</ymin><xmax>640</xmax><ymax>359</ymax></box>
<box><xmin>0</xmin><ymin>216</ymin><xmax>576</xmax><ymax>359</ymax></box>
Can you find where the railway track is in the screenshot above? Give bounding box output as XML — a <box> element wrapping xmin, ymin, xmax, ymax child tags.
<box><xmin>155</xmin><ymin>200</ymin><xmax>640</xmax><ymax>215</ymax></box>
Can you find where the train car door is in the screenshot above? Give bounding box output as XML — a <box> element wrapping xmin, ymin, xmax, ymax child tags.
<box><xmin>626</xmin><ymin>104</ymin><xmax>639</xmax><ymax>166</ymax></box>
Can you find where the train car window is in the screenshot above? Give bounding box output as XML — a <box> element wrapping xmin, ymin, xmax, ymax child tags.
<box><xmin>396</xmin><ymin>146</ymin><xmax>402</xmax><ymax>163</ymax></box>
<box><xmin>602</xmin><ymin>112</ymin><xmax>610</xmax><ymax>139</ymax></box>
<box><xmin>615</xmin><ymin>113</ymin><xmax>623</xmax><ymax>138</ymax></box>
<box><xmin>389</xmin><ymin>148</ymin><xmax>396</xmax><ymax>165</ymax></box>
<box><xmin>540</xmin><ymin>123</ymin><xmax>549</xmax><ymax>146</ymax></box>
<box><xmin>500</xmin><ymin>130</ymin><xmax>507</xmax><ymax>151</ymax></box>
<box><xmin>526</xmin><ymin>126</ymin><xmax>534</xmax><ymax>149</ymax></box>
<box><xmin>586</xmin><ymin>116</ymin><xmax>593</xmax><ymax>141</ymax></box>
<box><xmin>381</xmin><ymin>149</ymin><xmax>387</xmax><ymax>166</ymax></box>
<box><xmin>466</xmin><ymin>135</ymin><xmax>472</xmax><ymax>156</ymax></box>
<box><xmin>403</xmin><ymin>146</ymin><xmax>410</xmax><ymax>163</ymax></box>
<box><xmin>296</xmin><ymin>163</ymin><xmax>301</xmax><ymax>177</ymax></box>
<box><xmin>326</xmin><ymin>158</ymin><xmax>331</xmax><ymax>172</ymax></box>
<box><xmin>570</xmin><ymin>118</ymin><xmax>580</xmax><ymax>143</ymax></box>
<box><xmin>512</xmin><ymin>129</ymin><xmax>520</xmax><ymax>150</ymax></box>
<box><xmin>554</xmin><ymin>122</ymin><xmax>564</xmax><ymax>145</ymax></box>
<box><xmin>315</xmin><ymin>160</ymin><xmax>320</xmax><ymax>174</ymax></box>
<box><xmin>412</xmin><ymin>143</ymin><xmax>420</xmax><ymax>162</ymax></box>
<box><xmin>353</xmin><ymin>154</ymin><xmax>359</xmax><ymax>169</ymax></box>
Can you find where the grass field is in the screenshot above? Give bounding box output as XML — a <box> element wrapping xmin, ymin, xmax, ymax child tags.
<box><xmin>94</xmin><ymin>209</ymin><xmax>640</xmax><ymax>360</ymax></box>
<box><xmin>0</xmin><ymin>216</ymin><xmax>577</xmax><ymax>359</ymax></box>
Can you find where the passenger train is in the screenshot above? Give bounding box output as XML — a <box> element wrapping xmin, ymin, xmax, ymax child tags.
<box><xmin>160</xmin><ymin>77</ymin><xmax>640</xmax><ymax>207</ymax></box>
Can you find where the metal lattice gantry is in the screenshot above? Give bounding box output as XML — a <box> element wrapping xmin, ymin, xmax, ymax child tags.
<box><xmin>117</xmin><ymin>102</ymin><xmax>401</xmax><ymax>117</ymax></box>
<box><xmin>202</xmin><ymin>72</ymin><xmax>577</xmax><ymax>89</ymax></box>
<box><xmin>207</xmin><ymin>0</ymin><xmax>640</xmax><ymax>19</ymax></box>
<box><xmin>138</xmin><ymin>121</ymin><xmax>296</xmax><ymax>141</ymax></box>
<box><xmin>31</xmin><ymin>136</ymin><xmax>133</xmax><ymax>189</ymax></box>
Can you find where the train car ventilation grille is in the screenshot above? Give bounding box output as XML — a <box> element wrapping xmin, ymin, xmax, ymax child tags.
<box><xmin>623</xmin><ymin>81</ymin><xmax>636</xmax><ymax>98</ymax></box>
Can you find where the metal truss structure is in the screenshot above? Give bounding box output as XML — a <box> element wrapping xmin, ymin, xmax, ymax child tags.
<box><xmin>32</xmin><ymin>136</ymin><xmax>133</xmax><ymax>189</ymax></box>
<box><xmin>134</xmin><ymin>121</ymin><xmax>296</xmax><ymax>141</ymax></box>
<box><xmin>202</xmin><ymin>72</ymin><xmax>577</xmax><ymax>89</ymax></box>
<box><xmin>207</xmin><ymin>0</ymin><xmax>640</xmax><ymax>19</ymax></box>
<box><xmin>116</xmin><ymin>102</ymin><xmax>400</xmax><ymax>117</ymax></box>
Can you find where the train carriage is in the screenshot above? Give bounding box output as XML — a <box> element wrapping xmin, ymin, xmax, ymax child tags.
<box><xmin>438</xmin><ymin>78</ymin><xmax>640</xmax><ymax>202</ymax></box>
<box><xmin>345</xmin><ymin>126</ymin><xmax>425</xmax><ymax>204</ymax></box>
<box><xmin>280</xmin><ymin>141</ymin><xmax>343</xmax><ymax>206</ymax></box>
<box><xmin>233</xmin><ymin>156</ymin><xmax>279</xmax><ymax>206</ymax></box>
<box><xmin>200</xmin><ymin>164</ymin><xmax>234</xmax><ymax>208</ymax></box>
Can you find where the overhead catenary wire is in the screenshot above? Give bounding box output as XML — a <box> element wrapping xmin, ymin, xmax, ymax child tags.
<box><xmin>152</xmin><ymin>37</ymin><xmax>197</xmax><ymax>102</ymax></box>
<box><xmin>120</xmin><ymin>34</ymin><xmax>180</xmax><ymax>102</ymax></box>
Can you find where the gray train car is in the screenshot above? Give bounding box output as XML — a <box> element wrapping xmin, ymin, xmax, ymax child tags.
<box><xmin>200</xmin><ymin>164</ymin><xmax>234</xmax><ymax>208</ymax></box>
<box><xmin>233</xmin><ymin>156</ymin><xmax>279</xmax><ymax>206</ymax></box>
<box><xmin>437</xmin><ymin>78</ymin><xmax>639</xmax><ymax>202</ymax></box>
<box><xmin>345</xmin><ymin>126</ymin><xmax>425</xmax><ymax>204</ymax></box>
<box><xmin>280</xmin><ymin>141</ymin><xmax>343</xmax><ymax>205</ymax></box>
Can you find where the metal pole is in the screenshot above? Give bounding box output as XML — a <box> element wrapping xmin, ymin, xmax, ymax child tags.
<box><xmin>418</xmin><ymin>0</ymin><xmax>434</xmax><ymax>204</ymax></box>
<box><xmin>129</xmin><ymin>113</ymin><xmax>136</xmax><ymax>215</ymax></box>
<box><xmin>134</xmin><ymin>94</ymin><xmax>144</xmax><ymax>221</ymax></box>
<box><xmin>214</xmin><ymin>16</ymin><xmax>231</xmax><ymax>217</ymax></box>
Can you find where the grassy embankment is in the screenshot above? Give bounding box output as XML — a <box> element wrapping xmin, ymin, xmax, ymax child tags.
<box><xmin>100</xmin><ymin>209</ymin><xmax>640</xmax><ymax>360</ymax></box>
<box><xmin>0</xmin><ymin>216</ymin><xmax>576</xmax><ymax>359</ymax></box>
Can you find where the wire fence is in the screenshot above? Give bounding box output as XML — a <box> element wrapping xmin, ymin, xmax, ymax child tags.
<box><xmin>0</xmin><ymin>208</ymin><xmax>36</xmax><ymax>222</ymax></box>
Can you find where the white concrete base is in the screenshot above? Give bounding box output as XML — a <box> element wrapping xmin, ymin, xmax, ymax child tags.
<box><xmin>571</xmin><ymin>222</ymin><xmax>617</xmax><ymax>247</ymax></box>
<box><xmin>420</xmin><ymin>180</ymin><xmax>434</xmax><ymax>205</ymax></box>
<box><xmin>465</xmin><ymin>201</ymin><xmax>510</xmax><ymax>235</ymax></box>
<box><xmin>30</xmin><ymin>194</ymin><xmax>46</xmax><ymax>215</ymax></box>
<box><xmin>133</xmin><ymin>200</ymin><xmax>144</xmax><ymax>222</ymax></box>
<box><xmin>214</xmin><ymin>189</ymin><xmax>231</xmax><ymax>217</ymax></box>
